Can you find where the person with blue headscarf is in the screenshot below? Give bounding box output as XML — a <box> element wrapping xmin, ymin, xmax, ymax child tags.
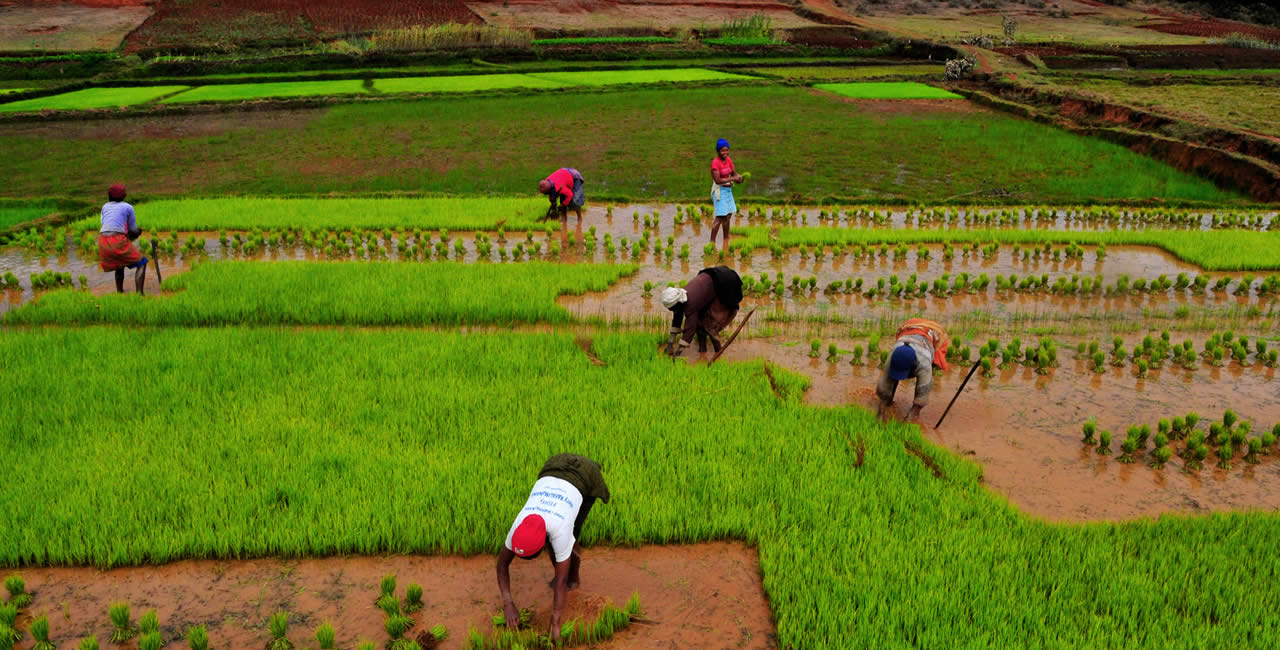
<box><xmin>709</xmin><ymin>138</ymin><xmax>743</xmax><ymax>251</ymax></box>
<box><xmin>876</xmin><ymin>318</ymin><xmax>951</xmax><ymax>422</ymax></box>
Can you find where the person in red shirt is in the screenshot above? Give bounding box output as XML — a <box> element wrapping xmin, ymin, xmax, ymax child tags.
<box><xmin>709</xmin><ymin>139</ymin><xmax>742</xmax><ymax>251</ymax></box>
<box><xmin>538</xmin><ymin>167</ymin><xmax>585</xmax><ymax>223</ymax></box>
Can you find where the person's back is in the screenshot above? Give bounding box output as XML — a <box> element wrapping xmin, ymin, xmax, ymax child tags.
<box><xmin>100</xmin><ymin>200</ymin><xmax>136</xmax><ymax>235</ymax></box>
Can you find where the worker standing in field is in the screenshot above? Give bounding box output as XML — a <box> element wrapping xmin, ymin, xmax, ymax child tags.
<box><xmin>97</xmin><ymin>184</ymin><xmax>149</xmax><ymax>295</ymax></box>
<box><xmin>497</xmin><ymin>453</ymin><xmax>611</xmax><ymax>644</ymax></box>
<box><xmin>709</xmin><ymin>138</ymin><xmax>743</xmax><ymax>251</ymax></box>
<box><xmin>876</xmin><ymin>318</ymin><xmax>950</xmax><ymax>422</ymax></box>
<box><xmin>538</xmin><ymin>167</ymin><xmax>586</xmax><ymax>223</ymax></box>
<box><xmin>662</xmin><ymin>266</ymin><xmax>743</xmax><ymax>356</ymax></box>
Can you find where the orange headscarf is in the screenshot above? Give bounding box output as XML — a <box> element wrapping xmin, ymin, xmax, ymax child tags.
<box><xmin>896</xmin><ymin>318</ymin><xmax>949</xmax><ymax>371</ymax></box>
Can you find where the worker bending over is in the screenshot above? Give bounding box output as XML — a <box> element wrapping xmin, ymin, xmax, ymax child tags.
<box><xmin>497</xmin><ymin>453</ymin><xmax>611</xmax><ymax>643</ymax></box>
<box><xmin>661</xmin><ymin>266</ymin><xmax>743</xmax><ymax>356</ymax></box>
<box><xmin>876</xmin><ymin>318</ymin><xmax>950</xmax><ymax>422</ymax></box>
<box><xmin>97</xmin><ymin>184</ymin><xmax>149</xmax><ymax>295</ymax></box>
<box><xmin>538</xmin><ymin>167</ymin><xmax>586</xmax><ymax>222</ymax></box>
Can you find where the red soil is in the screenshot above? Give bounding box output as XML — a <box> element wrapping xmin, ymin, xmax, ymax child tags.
<box><xmin>11</xmin><ymin>543</ymin><xmax>775</xmax><ymax>649</ymax></box>
<box><xmin>127</xmin><ymin>0</ymin><xmax>480</xmax><ymax>51</ymax></box>
<box><xmin>1139</xmin><ymin>18</ymin><xmax>1280</xmax><ymax>41</ymax></box>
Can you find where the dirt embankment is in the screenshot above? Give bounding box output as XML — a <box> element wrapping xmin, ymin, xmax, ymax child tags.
<box><xmin>960</xmin><ymin>83</ymin><xmax>1280</xmax><ymax>203</ymax></box>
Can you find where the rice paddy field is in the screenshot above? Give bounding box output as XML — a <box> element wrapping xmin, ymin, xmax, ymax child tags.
<box><xmin>1062</xmin><ymin>79</ymin><xmax>1280</xmax><ymax>138</ymax></box>
<box><xmin>3</xmin><ymin>32</ymin><xmax>1280</xmax><ymax>648</ymax></box>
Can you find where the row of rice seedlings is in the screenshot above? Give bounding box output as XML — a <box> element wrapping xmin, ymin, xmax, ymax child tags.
<box><xmin>1079</xmin><ymin>331</ymin><xmax>1279</xmax><ymax>373</ymax></box>
<box><xmin>379</xmin><ymin>575</ymin><xmax>447</xmax><ymax>650</ymax></box>
<box><xmin>974</xmin><ymin>337</ymin><xmax>1058</xmax><ymax>375</ymax></box>
<box><xmin>27</xmin><ymin>270</ymin><xmax>83</xmax><ymax>291</ymax></box>
<box><xmin>1</xmin><ymin>272</ymin><xmax>19</xmax><ymax>289</ymax></box>
<box><xmin>727</xmin><ymin>205</ymin><xmax>1276</xmax><ymax>232</ymax></box>
<box><xmin>469</xmin><ymin>593</ymin><xmax>640</xmax><ymax>649</ymax></box>
<box><xmin>1084</xmin><ymin>411</ymin><xmax>1280</xmax><ymax>470</ymax></box>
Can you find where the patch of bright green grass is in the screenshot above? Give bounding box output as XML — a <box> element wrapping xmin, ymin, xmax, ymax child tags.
<box><xmin>0</xmin><ymin>88</ymin><xmax>30</xmax><ymax>95</ymax></box>
<box><xmin>69</xmin><ymin>197</ymin><xmax>549</xmax><ymax>232</ymax></box>
<box><xmin>702</xmin><ymin>37</ymin><xmax>781</xmax><ymax>46</ymax></box>
<box><xmin>525</xmin><ymin>68</ymin><xmax>754</xmax><ymax>86</ymax></box>
<box><xmin>0</xmin><ymin>86</ymin><xmax>1242</xmax><ymax>204</ymax></box>
<box><xmin>0</xmin><ymin>86</ymin><xmax>189</xmax><ymax>113</ymax></box>
<box><xmin>0</xmin><ymin>199</ymin><xmax>59</xmax><ymax>230</ymax></box>
<box><xmin>162</xmin><ymin>80</ymin><xmax>368</xmax><ymax>103</ymax></box>
<box><xmin>817</xmin><ymin>81</ymin><xmax>961</xmax><ymax>99</ymax></box>
<box><xmin>373</xmin><ymin>73</ymin><xmax>569</xmax><ymax>95</ymax></box>
<box><xmin>752</xmin><ymin>65</ymin><xmax>943</xmax><ymax>80</ymax></box>
<box><xmin>2</xmin><ymin>328</ymin><xmax>1278</xmax><ymax>649</ymax></box>
<box><xmin>735</xmin><ymin>227</ymin><xmax>1280</xmax><ymax>271</ymax></box>
<box><xmin>6</xmin><ymin>262</ymin><xmax>636</xmax><ymax>327</ymax></box>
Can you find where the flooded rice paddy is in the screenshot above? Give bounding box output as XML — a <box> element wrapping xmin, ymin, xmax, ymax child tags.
<box><xmin>3</xmin><ymin>204</ymin><xmax>1278</xmax><ymax>523</ymax></box>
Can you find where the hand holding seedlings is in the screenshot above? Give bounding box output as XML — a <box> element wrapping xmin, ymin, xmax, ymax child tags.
<box><xmin>660</xmin><ymin>267</ymin><xmax>743</xmax><ymax>358</ymax></box>
<box><xmin>497</xmin><ymin>454</ymin><xmax>610</xmax><ymax>642</ymax></box>
<box><xmin>537</xmin><ymin>168</ymin><xmax>585</xmax><ymax>222</ymax></box>
<box><xmin>875</xmin><ymin>319</ymin><xmax>951</xmax><ymax>424</ymax></box>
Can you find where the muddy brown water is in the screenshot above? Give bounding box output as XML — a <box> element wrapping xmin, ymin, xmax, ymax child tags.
<box><xmin>9</xmin><ymin>542</ymin><xmax>774</xmax><ymax>650</ymax></box>
<box><xmin>3</xmin><ymin>207</ymin><xmax>1276</xmax><ymax>320</ymax></box>
<box><xmin>694</xmin><ymin>338</ymin><xmax>1280</xmax><ymax>522</ymax></box>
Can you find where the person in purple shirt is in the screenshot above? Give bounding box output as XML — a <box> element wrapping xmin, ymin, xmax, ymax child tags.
<box><xmin>97</xmin><ymin>184</ymin><xmax>148</xmax><ymax>294</ymax></box>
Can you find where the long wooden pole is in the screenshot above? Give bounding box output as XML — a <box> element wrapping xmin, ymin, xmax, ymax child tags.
<box><xmin>708</xmin><ymin>308</ymin><xmax>755</xmax><ymax>366</ymax></box>
<box><xmin>934</xmin><ymin>361</ymin><xmax>980</xmax><ymax>429</ymax></box>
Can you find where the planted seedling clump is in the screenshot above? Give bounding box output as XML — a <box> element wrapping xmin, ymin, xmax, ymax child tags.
<box><xmin>187</xmin><ymin>625</ymin><xmax>208</xmax><ymax>650</ymax></box>
<box><xmin>3</xmin><ymin>576</ymin><xmax>30</xmax><ymax>609</ymax></box>
<box><xmin>268</xmin><ymin>612</ymin><xmax>292</xmax><ymax>650</ymax></box>
<box><xmin>1082</xmin><ymin>419</ymin><xmax>1097</xmax><ymax>445</ymax></box>
<box><xmin>109</xmin><ymin>603</ymin><xmax>137</xmax><ymax>643</ymax></box>
<box><xmin>404</xmin><ymin>583</ymin><xmax>424</xmax><ymax>613</ymax></box>
<box><xmin>31</xmin><ymin>616</ymin><xmax>55</xmax><ymax>650</ymax></box>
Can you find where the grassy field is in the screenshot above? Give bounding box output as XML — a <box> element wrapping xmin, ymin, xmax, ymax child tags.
<box><xmin>162</xmin><ymin>80</ymin><xmax>369</xmax><ymax>103</ymax></box>
<box><xmin>751</xmin><ymin>65</ymin><xmax>943</xmax><ymax>80</ymax></box>
<box><xmin>5</xmin><ymin>262</ymin><xmax>636</xmax><ymax>327</ymax></box>
<box><xmin>1</xmin><ymin>328</ymin><xmax>1278</xmax><ymax>647</ymax></box>
<box><xmin>0</xmin><ymin>199</ymin><xmax>59</xmax><ymax>230</ymax></box>
<box><xmin>735</xmin><ymin>227</ymin><xmax>1280</xmax><ymax>271</ymax></box>
<box><xmin>1066</xmin><ymin>80</ymin><xmax>1280</xmax><ymax>137</ymax></box>
<box><xmin>864</xmin><ymin>8</ymin><xmax>1205</xmax><ymax>46</ymax></box>
<box><xmin>373</xmin><ymin>73</ymin><xmax>568</xmax><ymax>94</ymax></box>
<box><xmin>0</xmin><ymin>87</ymin><xmax>1242</xmax><ymax>204</ymax></box>
<box><xmin>523</xmin><ymin>68</ymin><xmax>754</xmax><ymax>86</ymax></box>
<box><xmin>817</xmin><ymin>81</ymin><xmax>961</xmax><ymax>99</ymax></box>
<box><xmin>0</xmin><ymin>86</ymin><xmax>188</xmax><ymax>113</ymax></box>
<box><xmin>69</xmin><ymin>197</ymin><xmax>548</xmax><ymax>232</ymax></box>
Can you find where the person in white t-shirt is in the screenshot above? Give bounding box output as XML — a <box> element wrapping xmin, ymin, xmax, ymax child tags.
<box><xmin>496</xmin><ymin>453</ymin><xmax>611</xmax><ymax>643</ymax></box>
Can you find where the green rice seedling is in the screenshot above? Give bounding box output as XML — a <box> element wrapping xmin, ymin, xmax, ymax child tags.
<box><xmin>1154</xmin><ymin>432</ymin><xmax>1169</xmax><ymax>449</ymax></box>
<box><xmin>1246</xmin><ymin>438</ymin><xmax>1263</xmax><ymax>464</ymax></box>
<box><xmin>1082</xmin><ymin>419</ymin><xmax>1097</xmax><ymax>445</ymax></box>
<box><xmin>809</xmin><ymin>340</ymin><xmax>821</xmax><ymax>358</ymax></box>
<box><xmin>1119</xmin><ymin>436</ymin><xmax>1138</xmax><ymax>464</ymax></box>
<box><xmin>379</xmin><ymin>594</ymin><xmax>402</xmax><ymax>617</ymax></box>
<box><xmin>980</xmin><ymin>357</ymin><xmax>993</xmax><ymax>378</ymax></box>
<box><xmin>268</xmin><ymin>612</ymin><xmax>292</xmax><ymax>650</ymax></box>
<box><xmin>3</xmin><ymin>576</ymin><xmax>30</xmax><ymax>609</ymax></box>
<box><xmin>186</xmin><ymin>625</ymin><xmax>207</xmax><ymax>650</ymax></box>
<box><xmin>314</xmin><ymin>622</ymin><xmax>335</xmax><ymax>649</ymax></box>
<box><xmin>109</xmin><ymin>603</ymin><xmax>137</xmax><ymax>643</ymax></box>
<box><xmin>1261</xmin><ymin>428</ymin><xmax>1277</xmax><ymax>452</ymax></box>
<box><xmin>1152</xmin><ymin>447</ymin><xmax>1174</xmax><ymax>469</ymax></box>
<box><xmin>30</xmin><ymin>615</ymin><xmax>54</xmax><ymax>650</ymax></box>
<box><xmin>1224</xmin><ymin>409</ymin><xmax>1239</xmax><ymax>429</ymax></box>
<box><xmin>1217</xmin><ymin>443</ymin><xmax>1233</xmax><ymax>470</ymax></box>
<box><xmin>138</xmin><ymin>633</ymin><xmax>161</xmax><ymax>650</ymax></box>
<box><xmin>404</xmin><ymin>583</ymin><xmax>424</xmax><ymax>613</ymax></box>
<box><xmin>1158</xmin><ymin>419</ymin><xmax>1171</xmax><ymax>437</ymax></box>
<box><xmin>1092</xmin><ymin>351</ymin><xmax>1106</xmax><ymax>373</ymax></box>
<box><xmin>0</xmin><ymin>605</ymin><xmax>18</xmax><ymax>643</ymax></box>
<box><xmin>358</xmin><ymin>643</ymin><xmax>375</xmax><ymax>650</ymax></box>
<box><xmin>428</xmin><ymin>624</ymin><xmax>447</xmax><ymax>642</ymax></box>
<box><xmin>385</xmin><ymin>616</ymin><xmax>410</xmax><ymax>641</ymax></box>
<box><xmin>1232</xmin><ymin>422</ymin><xmax>1250</xmax><ymax>448</ymax></box>
<box><xmin>827</xmin><ymin>343</ymin><xmax>839</xmax><ymax>361</ymax></box>
<box><xmin>1098</xmin><ymin>430</ymin><xmax>1112</xmax><ymax>455</ymax></box>
<box><xmin>79</xmin><ymin>638</ymin><xmax>99</xmax><ymax>650</ymax></box>
<box><xmin>140</xmin><ymin>610</ymin><xmax>159</xmax><ymax>635</ymax></box>
<box><xmin>1137</xmin><ymin>359</ymin><xmax>1149</xmax><ymax>378</ymax></box>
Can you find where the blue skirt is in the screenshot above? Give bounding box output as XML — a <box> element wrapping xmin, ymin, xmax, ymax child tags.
<box><xmin>713</xmin><ymin>185</ymin><xmax>736</xmax><ymax>217</ymax></box>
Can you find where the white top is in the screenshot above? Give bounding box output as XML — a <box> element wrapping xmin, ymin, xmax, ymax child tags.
<box><xmin>504</xmin><ymin>476</ymin><xmax>583</xmax><ymax>563</ymax></box>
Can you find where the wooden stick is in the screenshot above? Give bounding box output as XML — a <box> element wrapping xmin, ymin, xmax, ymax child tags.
<box><xmin>708</xmin><ymin>308</ymin><xmax>755</xmax><ymax>366</ymax></box>
<box><xmin>934</xmin><ymin>361</ymin><xmax>980</xmax><ymax>429</ymax></box>
<box><xmin>152</xmin><ymin>256</ymin><xmax>163</xmax><ymax>287</ymax></box>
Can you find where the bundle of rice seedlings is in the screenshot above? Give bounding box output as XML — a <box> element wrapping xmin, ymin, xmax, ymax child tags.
<box><xmin>315</xmin><ymin>623</ymin><xmax>335</xmax><ymax>650</ymax></box>
<box><xmin>3</xmin><ymin>576</ymin><xmax>30</xmax><ymax>609</ymax></box>
<box><xmin>404</xmin><ymin>583</ymin><xmax>424</xmax><ymax>614</ymax></box>
<box><xmin>186</xmin><ymin>625</ymin><xmax>208</xmax><ymax>650</ymax></box>
<box><xmin>109</xmin><ymin>603</ymin><xmax>138</xmax><ymax>643</ymax></box>
<box><xmin>30</xmin><ymin>616</ymin><xmax>55</xmax><ymax>650</ymax></box>
<box><xmin>267</xmin><ymin>612</ymin><xmax>292</xmax><ymax>650</ymax></box>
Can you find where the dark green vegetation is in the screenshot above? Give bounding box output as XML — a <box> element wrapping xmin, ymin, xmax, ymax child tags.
<box><xmin>4</xmin><ymin>262</ymin><xmax>636</xmax><ymax>327</ymax></box>
<box><xmin>2</xmin><ymin>329</ymin><xmax>1278</xmax><ymax>647</ymax></box>
<box><xmin>0</xmin><ymin>87</ymin><xmax>1242</xmax><ymax>204</ymax></box>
